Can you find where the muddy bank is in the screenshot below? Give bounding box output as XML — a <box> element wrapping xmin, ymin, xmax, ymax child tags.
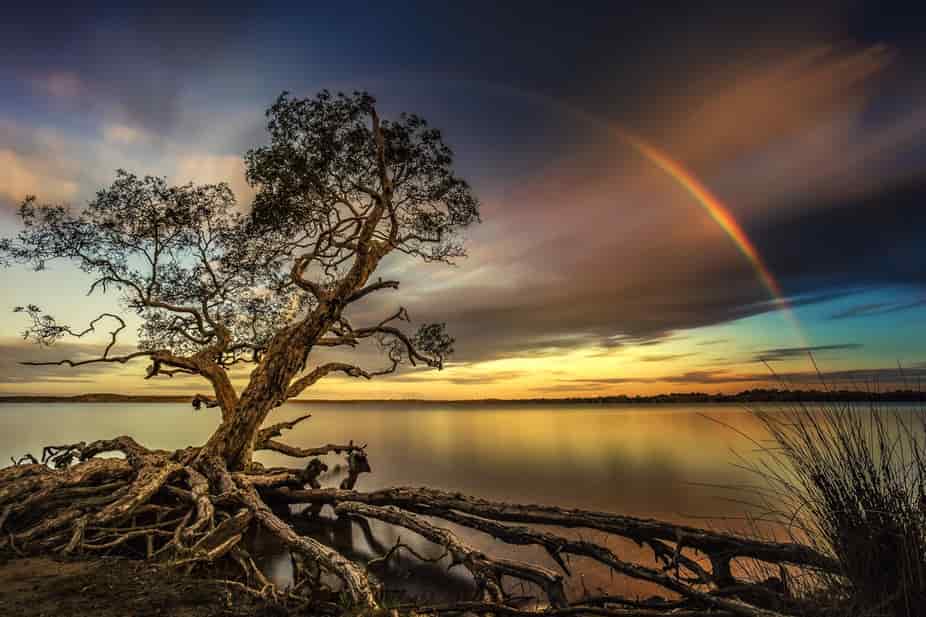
<box><xmin>0</xmin><ymin>555</ymin><xmax>282</xmax><ymax>617</ymax></box>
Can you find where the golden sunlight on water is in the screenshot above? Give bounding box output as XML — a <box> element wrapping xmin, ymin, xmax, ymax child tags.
<box><xmin>0</xmin><ymin>401</ymin><xmax>830</xmax><ymax>600</ymax></box>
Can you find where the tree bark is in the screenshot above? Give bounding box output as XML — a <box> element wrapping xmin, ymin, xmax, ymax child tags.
<box><xmin>199</xmin><ymin>314</ymin><xmax>330</xmax><ymax>470</ymax></box>
<box><xmin>200</xmin><ymin>249</ymin><xmax>384</xmax><ymax>471</ymax></box>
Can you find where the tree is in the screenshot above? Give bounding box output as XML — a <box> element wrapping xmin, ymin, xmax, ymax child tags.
<box><xmin>3</xmin><ymin>90</ymin><xmax>476</xmax><ymax>471</ymax></box>
<box><xmin>0</xmin><ymin>92</ymin><xmax>839</xmax><ymax>616</ymax></box>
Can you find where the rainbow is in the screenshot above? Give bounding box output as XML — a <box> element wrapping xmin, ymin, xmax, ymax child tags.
<box><xmin>617</xmin><ymin>131</ymin><xmax>807</xmax><ymax>344</ymax></box>
<box><xmin>418</xmin><ymin>77</ymin><xmax>807</xmax><ymax>346</ymax></box>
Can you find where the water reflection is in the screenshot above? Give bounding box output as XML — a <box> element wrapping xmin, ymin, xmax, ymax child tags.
<box><xmin>0</xmin><ymin>401</ymin><xmax>879</xmax><ymax>599</ymax></box>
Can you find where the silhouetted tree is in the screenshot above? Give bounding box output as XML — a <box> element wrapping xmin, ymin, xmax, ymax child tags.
<box><xmin>2</xmin><ymin>90</ymin><xmax>477</xmax><ymax>471</ymax></box>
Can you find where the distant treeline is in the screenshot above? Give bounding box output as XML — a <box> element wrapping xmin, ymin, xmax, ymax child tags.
<box><xmin>0</xmin><ymin>393</ymin><xmax>190</xmax><ymax>404</ymax></box>
<box><xmin>0</xmin><ymin>389</ymin><xmax>924</xmax><ymax>405</ymax></box>
<box><xmin>493</xmin><ymin>389</ymin><xmax>926</xmax><ymax>404</ymax></box>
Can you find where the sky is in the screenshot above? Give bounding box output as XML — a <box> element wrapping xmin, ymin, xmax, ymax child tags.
<box><xmin>1</xmin><ymin>1</ymin><xmax>926</xmax><ymax>399</ymax></box>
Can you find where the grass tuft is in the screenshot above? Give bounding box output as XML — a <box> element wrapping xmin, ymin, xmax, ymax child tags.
<box><xmin>751</xmin><ymin>398</ymin><xmax>926</xmax><ymax>616</ymax></box>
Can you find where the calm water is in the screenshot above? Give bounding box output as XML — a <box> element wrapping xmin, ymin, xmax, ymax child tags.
<box><xmin>0</xmin><ymin>401</ymin><xmax>852</xmax><ymax>600</ymax></box>
<box><xmin>0</xmin><ymin>401</ymin><xmax>769</xmax><ymax>516</ymax></box>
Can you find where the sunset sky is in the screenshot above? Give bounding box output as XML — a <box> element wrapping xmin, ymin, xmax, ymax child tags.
<box><xmin>1</xmin><ymin>2</ymin><xmax>925</xmax><ymax>399</ymax></box>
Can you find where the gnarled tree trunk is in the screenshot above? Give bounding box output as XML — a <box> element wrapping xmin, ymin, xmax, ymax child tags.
<box><xmin>200</xmin><ymin>325</ymin><xmax>322</xmax><ymax>469</ymax></box>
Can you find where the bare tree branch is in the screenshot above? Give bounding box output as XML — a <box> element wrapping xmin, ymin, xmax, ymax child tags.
<box><xmin>285</xmin><ymin>361</ymin><xmax>399</xmax><ymax>400</ymax></box>
<box><xmin>346</xmin><ymin>278</ymin><xmax>400</xmax><ymax>303</ymax></box>
<box><xmin>23</xmin><ymin>350</ymin><xmax>154</xmax><ymax>368</ymax></box>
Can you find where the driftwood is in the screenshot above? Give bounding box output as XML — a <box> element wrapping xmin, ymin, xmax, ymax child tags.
<box><xmin>0</xmin><ymin>424</ymin><xmax>840</xmax><ymax>617</ymax></box>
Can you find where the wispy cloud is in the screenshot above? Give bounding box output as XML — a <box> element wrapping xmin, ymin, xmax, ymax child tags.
<box><xmin>563</xmin><ymin>365</ymin><xmax>926</xmax><ymax>388</ymax></box>
<box><xmin>388</xmin><ymin>370</ymin><xmax>527</xmax><ymax>386</ymax></box>
<box><xmin>697</xmin><ymin>339</ymin><xmax>729</xmax><ymax>346</ymax></box>
<box><xmin>639</xmin><ymin>353</ymin><xmax>698</xmax><ymax>362</ymax></box>
<box><xmin>830</xmin><ymin>299</ymin><xmax>926</xmax><ymax>320</ymax></box>
<box><xmin>753</xmin><ymin>343</ymin><xmax>863</xmax><ymax>362</ymax></box>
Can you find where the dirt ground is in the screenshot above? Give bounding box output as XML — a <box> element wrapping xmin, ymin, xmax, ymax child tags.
<box><xmin>0</xmin><ymin>555</ymin><xmax>287</xmax><ymax>617</ymax></box>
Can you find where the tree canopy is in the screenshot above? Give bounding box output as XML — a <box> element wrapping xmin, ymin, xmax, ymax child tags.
<box><xmin>1</xmin><ymin>91</ymin><xmax>479</xmax><ymax>398</ymax></box>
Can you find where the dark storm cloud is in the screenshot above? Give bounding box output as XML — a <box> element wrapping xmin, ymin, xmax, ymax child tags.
<box><xmin>753</xmin><ymin>174</ymin><xmax>926</xmax><ymax>294</ymax></box>
<box><xmin>0</xmin><ymin>2</ymin><xmax>889</xmax><ymax>139</ymax></box>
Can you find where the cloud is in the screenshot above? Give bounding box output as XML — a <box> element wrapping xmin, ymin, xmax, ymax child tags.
<box><xmin>174</xmin><ymin>154</ymin><xmax>254</xmax><ymax>204</ymax></box>
<box><xmin>830</xmin><ymin>299</ymin><xmax>926</xmax><ymax>320</ymax></box>
<box><xmin>670</xmin><ymin>46</ymin><xmax>893</xmax><ymax>169</ymax></box>
<box><xmin>567</xmin><ymin>371</ymin><xmax>767</xmax><ymax>386</ymax></box>
<box><xmin>0</xmin><ymin>338</ymin><xmax>139</xmax><ymax>385</ymax></box>
<box><xmin>529</xmin><ymin>382</ymin><xmax>617</xmax><ymax>394</ymax></box>
<box><xmin>31</xmin><ymin>71</ymin><xmax>83</xmax><ymax>99</ymax></box>
<box><xmin>0</xmin><ymin>149</ymin><xmax>79</xmax><ymax>205</ymax></box>
<box><xmin>755</xmin><ymin>174</ymin><xmax>926</xmax><ymax>292</ymax></box>
<box><xmin>639</xmin><ymin>353</ymin><xmax>698</xmax><ymax>363</ymax></box>
<box><xmin>562</xmin><ymin>365</ymin><xmax>926</xmax><ymax>388</ymax></box>
<box><xmin>753</xmin><ymin>343</ymin><xmax>863</xmax><ymax>362</ymax></box>
<box><xmin>103</xmin><ymin>124</ymin><xmax>150</xmax><ymax>145</ymax></box>
<box><xmin>391</xmin><ymin>165</ymin><xmax>926</xmax><ymax>365</ymax></box>
<box><xmin>3</xmin><ymin>7</ymin><xmax>259</xmax><ymax>135</ymax></box>
<box><xmin>367</xmin><ymin>50</ymin><xmax>926</xmax><ymax>364</ymax></box>
<box><xmin>389</xmin><ymin>370</ymin><xmax>527</xmax><ymax>386</ymax></box>
<box><xmin>2</xmin><ymin>6</ymin><xmax>926</xmax><ymax>397</ymax></box>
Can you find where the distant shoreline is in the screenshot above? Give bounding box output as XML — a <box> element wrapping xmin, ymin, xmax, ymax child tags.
<box><xmin>0</xmin><ymin>390</ymin><xmax>923</xmax><ymax>405</ymax></box>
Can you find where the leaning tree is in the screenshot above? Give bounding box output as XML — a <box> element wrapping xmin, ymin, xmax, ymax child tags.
<box><xmin>0</xmin><ymin>92</ymin><xmax>842</xmax><ymax>616</ymax></box>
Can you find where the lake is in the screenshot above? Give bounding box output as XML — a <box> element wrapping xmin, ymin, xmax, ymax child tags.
<box><xmin>0</xmin><ymin>401</ymin><xmax>848</xmax><ymax>601</ymax></box>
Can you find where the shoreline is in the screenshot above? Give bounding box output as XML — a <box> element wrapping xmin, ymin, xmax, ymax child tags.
<box><xmin>0</xmin><ymin>389</ymin><xmax>923</xmax><ymax>405</ymax></box>
<box><xmin>0</xmin><ymin>555</ymin><xmax>270</xmax><ymax>617</ymax></box>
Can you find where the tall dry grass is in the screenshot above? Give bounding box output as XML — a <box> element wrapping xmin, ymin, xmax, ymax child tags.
<box><xmin>748</xmin><ymin>398</ymin><xmax>926</xmax><ymax>616</ymax></box>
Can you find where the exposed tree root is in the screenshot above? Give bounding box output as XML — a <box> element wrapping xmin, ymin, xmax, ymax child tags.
<box><xmin>235</xmin><ymin>477</ymin><xmax>379</xmax><ymax>606</ymax></box>
<box><xmin>337</xmin><ymin>502</ymin><xmax>568</xmax><ymax>607</ymax></box>
<box><xmin>0</xmin><ymin>430</ymin><xmax>842</xmax><ymax>617</ymax></box>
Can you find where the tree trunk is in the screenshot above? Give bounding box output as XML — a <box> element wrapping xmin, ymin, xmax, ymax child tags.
<box><xmin>200</xmin><ymin>318</ymin><xmax>328</xmax><ymax>470</ymax></box>
<box><xmin>201</xmin><ymin>252</ymin><xmax>382</xmax><ymax>471</ymax></box>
